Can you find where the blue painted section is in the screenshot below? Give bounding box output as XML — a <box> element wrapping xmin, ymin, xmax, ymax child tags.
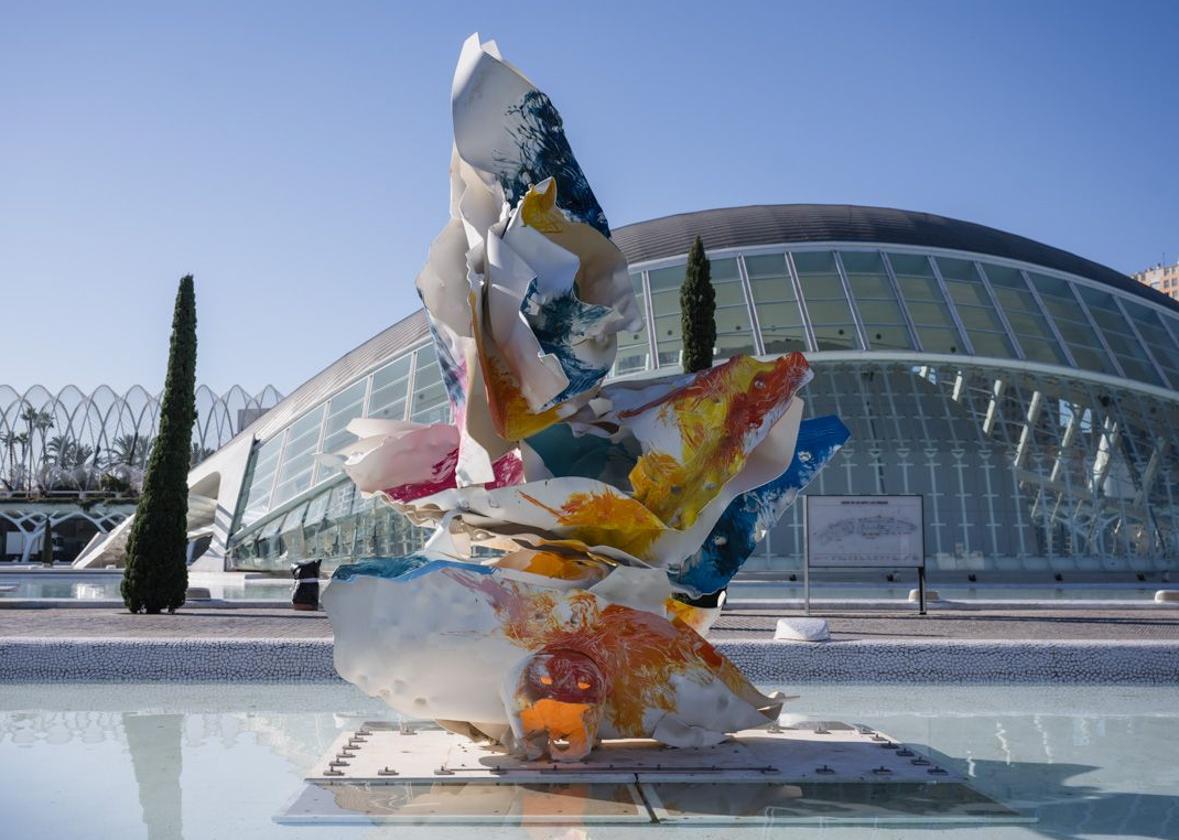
<box><xmin>425</xmin><ymin>316</ymin><xmax>466</xmax><ymax>413</ymax></box>
<box><xmin>331</xmin><ymin>555</ymin><xmax>493</xmax><ymax>584</ymax></box>
<box><xmin>670</xmin><ymin>415</ymin><xmax>851</xmax><ymax>597</ymax></box>
<box><xmin>522</xmin><ymin>279</ymin><xmax>612</xmax><ymax>408</ymax></box>
<box><xmin>525</xmin><ymin>423</ymin><xmax>636</xmax><ymax>482</ymax></box>
<box><xmin>495</xmin><ymin>90</ymin><xmax>610</xmax><ymax>237</ymax></box>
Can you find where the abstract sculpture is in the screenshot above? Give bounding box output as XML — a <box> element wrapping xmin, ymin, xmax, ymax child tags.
<box><xmin>323</xmin><ymin>34</ymin><xmax>850</xmax><ymax>762</ymax></box>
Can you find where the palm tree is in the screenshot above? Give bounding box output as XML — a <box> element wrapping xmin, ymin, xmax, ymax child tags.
<box><xmin>46</xmin><ymin>434</ymin><xmax>74</xmax><ymax>466</ymax></box>
<box><xmin>20</xmin><ymin>407</ymin><xmax>54</xmax><ymax>491</ymax></box>
<box><xmin>12</xmin><ymin>432</ymin><xmax>29</xmax><ymax>492</ymax></box>
<box><xmin>111</xmin><ymin>433</ymin><xmax>150</xmax><ymax>468</ymax></box>
<box><xmin>1</xmin><ymin>431</ymin><xmax>18</xmax><ymax>490</ymax></box>
<box><xmin>190</xmin><ymin>442</ymin><xmax>215</xmax><ymax>467</ymax></box>
<box><xmin>35</xmin><ymin>413</ymin><xmax>54</xmax><ymax>473</ymax></box>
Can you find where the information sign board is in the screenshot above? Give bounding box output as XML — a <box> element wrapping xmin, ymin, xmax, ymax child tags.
<box><xmin>805</xmin><ymin>495</ymin><xmax>924</xmax><ymax>568</ymax></box>
<box><xmin>803</xmin><ymin>495</ymin><xmax>927</xmax><ymax>614</ymax></box>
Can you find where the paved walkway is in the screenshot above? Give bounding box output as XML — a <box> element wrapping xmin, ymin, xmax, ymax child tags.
<box><xmin>3</xmin><ymin>606</ymin><xmax>1178</xmax><ymax>641</ymax></box>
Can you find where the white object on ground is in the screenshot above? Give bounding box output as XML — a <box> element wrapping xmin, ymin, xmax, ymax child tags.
<box><xmin>1155</xmin><ymin>590</ymin><xmax>1179</xmax><ymax>603</ymax></box>
<box><xmin>774</xmin><ymin>617</ymin><xmax>830</xmax><ymax>642</ymax></box>
<box><xmin>909</xmin><ymin>589</ymin><xmax>939</xmax><ymax>602</ymax></box>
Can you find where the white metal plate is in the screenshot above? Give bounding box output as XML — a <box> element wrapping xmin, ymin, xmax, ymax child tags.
<box><xmin>306</xmin><ymin>720</ymin><xmax>964</xmax><ymax>785</ymax></box>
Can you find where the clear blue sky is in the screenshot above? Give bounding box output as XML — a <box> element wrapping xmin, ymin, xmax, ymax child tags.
<box><xmin>2</xmin><ymin>0</ymin><xmax>1176</xmax><ymax>394</ymax></box>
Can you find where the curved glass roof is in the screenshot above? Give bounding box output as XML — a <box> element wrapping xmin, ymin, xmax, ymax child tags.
<box><xmin>612</xmin><ymin>204</ymin><xmax>1179</xmax><ymax>315</ymax></box>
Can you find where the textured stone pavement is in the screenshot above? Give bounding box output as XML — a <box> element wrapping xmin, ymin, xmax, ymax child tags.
<box><xmin>2</xmin><ymin>606</ymin><xmax>1178</xmax><ymax>641</ymax></box>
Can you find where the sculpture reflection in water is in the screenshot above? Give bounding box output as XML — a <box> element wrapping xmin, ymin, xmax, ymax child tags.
<box><xmin>323</xmin><ymin>34</ymin><xmax>849</xmax><ymax>762</ymax></box>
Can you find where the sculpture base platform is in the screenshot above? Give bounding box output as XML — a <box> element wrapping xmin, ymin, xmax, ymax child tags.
<box><xmin>276</xmin><ymin>720</ymin><xmax>1033</xmax><ymax>826</ymax></box>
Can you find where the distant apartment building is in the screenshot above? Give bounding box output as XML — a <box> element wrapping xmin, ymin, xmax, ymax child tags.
<box><xmin>1134</xmin><ymin>261</ymin><xmax>1179</xmax><ymax>301</ymax></box>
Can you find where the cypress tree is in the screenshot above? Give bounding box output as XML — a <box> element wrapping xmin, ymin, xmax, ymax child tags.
<box><xmin>122</xmin><ymin>275</ymin><xmax>197</xmax><ymax>614</ymax></box>
<box><xmin>680</xmin><ymin>236</ymin><xmax>716</xmax><ymax>373</ymax></box>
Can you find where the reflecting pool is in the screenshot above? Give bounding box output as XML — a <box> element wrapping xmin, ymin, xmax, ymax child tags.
<box><xmin>1</xmin><ymin>683</ymin><xmax>1176</xmax><ymax>838</ymax></box>
<box><xmin>3</xmin><ymin>571</ymin><xmax>1173</xmax><ymax>604</ymax></box>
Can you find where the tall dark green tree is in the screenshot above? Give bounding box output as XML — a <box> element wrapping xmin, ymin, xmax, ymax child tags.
<box><xmin>680</xmin><ymin>236</ymin><xmax>716</xmax><ymax>373</ymax></box>
<box><xmin>122</xmin><ymin>276</ymin><xmax>197</xmax><ymax>614</ymax></box>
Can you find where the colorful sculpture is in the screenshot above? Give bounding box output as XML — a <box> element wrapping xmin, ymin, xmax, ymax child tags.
<box><xmin>323</xmin><ymin>34</ymin><xmax>849</xmax><ymax>762</ymax></box>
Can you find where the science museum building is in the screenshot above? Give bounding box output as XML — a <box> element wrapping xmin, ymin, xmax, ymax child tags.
<box><xmin>79</xmin><ymin>204</ymin><xmax>1179</xmax><ymax>581</ymax></box>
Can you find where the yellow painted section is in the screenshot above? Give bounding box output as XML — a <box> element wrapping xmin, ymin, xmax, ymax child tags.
<box><xmin>520</xmin><ymin>180</ymin><xmax>565</xmax><ymax>233</ymax></box>
<box><xmin>520</xmin><ymin>489</ymin><xmax>665</xmax><ymax>559</ymax></box>
<box><xmin>629</xmin><ymin>354</ymin><xmax>807</xmax><ymax>529</ymax></box>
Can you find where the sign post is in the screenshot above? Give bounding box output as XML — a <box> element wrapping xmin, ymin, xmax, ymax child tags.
<box><xmin>803</xmin><ymin>496</ymin><xmax>811</xmax><ymax>616</ymax></box>
<box><xmin>804</xmin><ymin>495</ymin><xmax>926</xmax><ymax>615</ymax></box>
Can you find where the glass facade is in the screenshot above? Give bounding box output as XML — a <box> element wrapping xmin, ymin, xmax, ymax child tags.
<box><xmin>747</xmin><ymin>359</ymin><xmax>1179</xmax><ymax>573</ymax></box>
<box><xmin>224</xmin><ymin>241</ymin><xmax>1179</xmax><ymax>575</ymax></box>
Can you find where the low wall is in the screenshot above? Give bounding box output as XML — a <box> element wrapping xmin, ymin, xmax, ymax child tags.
<box><xmin>2</xmin><ymin>637</ymin><xmax>1177</xmax><ymax>684</ymax></box>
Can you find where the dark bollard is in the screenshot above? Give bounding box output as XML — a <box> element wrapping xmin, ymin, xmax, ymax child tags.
<box><xmin>291</xmin><ymin>559</ymin><xmax>322</xmax><ymax>611</ymax></box>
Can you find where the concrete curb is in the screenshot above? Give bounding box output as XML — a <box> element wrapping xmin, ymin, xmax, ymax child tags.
<box><xmin>2</xmin><ymin>637</ymin><xmax>1178</xmax><ymax>684</ymax></box>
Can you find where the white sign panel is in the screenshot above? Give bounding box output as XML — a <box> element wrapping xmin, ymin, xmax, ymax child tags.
<box><xmin>806</xmin><ymin>495</ymin><xmax>924</xmax><ymax>568</ymax></box>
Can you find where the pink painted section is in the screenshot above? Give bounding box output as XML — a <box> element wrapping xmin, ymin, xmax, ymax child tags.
<box><xmin>383</xmin><ymin>444</ymin><xmax>524</xmax><ymax>502</ymax></box>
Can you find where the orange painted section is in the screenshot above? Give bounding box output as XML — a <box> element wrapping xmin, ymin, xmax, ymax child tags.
<box><xmin>448</xmin><ymin>569</ymin><xmax>772</xmax><ymax>739</ymax></box>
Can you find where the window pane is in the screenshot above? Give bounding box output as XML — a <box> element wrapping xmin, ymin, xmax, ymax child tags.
<box><xmin>1123</xmin><ymin>301</ymin><xmax>1179</xmax><ymax>385</ymax></box>
<box><xmin>1021</xmin><ymin>337</ymin><xmax>1067</xmax><ymax>366</ymax></box>
<box><xmin>649</xmin><ymin>263</ymin><xmax>686</xmax><ymax>369</ymax></box>
<box><xmin>367</xmin><ymin>355</ymin><xmax>412</xmax><ymax>420</ymax></box>
<box><xmin>970</xmin><ymin>332</ymin><xmax>1015</xmax><ymax>358</ymax></box>
<box><xmin>896</xmin><ymin>274</ymin><xmax>942</xmax><ymax>301</ymax></box>
<box><xmin>316</xmin><ymin>379</ymin><xmax>367</xmax><ymax>482</ymax></box>
<box><xmin>916</xmin><ymin>326</ymin><xmax>963</xmax><ymax>354</ymax></box>
<box><xmin>716</xmin><ymin>333</ymin><xmax>757</xmax><ymax>357</ymax></box>
<box><xmin>1075</xmin><ymin>287</ymin><xmax>1163</xmax><ymax>386</ymax></box>
<box><xmin>944</xmin><ymin>281</ymin><xmax>993</xmax><ymax>309</ymax></box>
<box><xmin>707</xmin><ymin>258</ymin><xmax>754</xmax><ymax>359</ymax></box>
<box><xmin>796</xmin><ymin>249</ymin><xmax>852</xmax><ymax>345</ymax></box>
<box><xmin>1025</xmin><ymin>272</ymin><xmax>1115</xmax><ymax>374</ymax></box>
<box><xmin>862</xmin><ymin>324</ymin><xmax>912</xmax><ymax>350</ymax></box>
<box><xmin>745</xmin><ymin>253</ymin><xmax>792</xmax><ymax>284</ymax></box>
<box><xmin>746</xmin><ymin>253</ymin><xmax>806</xmax><ymax>353</ymax></box>
<box><xmin>648</xmin><ymin>265</ymin><xmax>684</xmax><ymax>291</ymax></box>
<box><xmin>272</xmin><ymin>406</ymin><xmax>327</xmax><ymax>506</ymax></box>
<box><xmin>237</xmin><ymin>434</ymin><xmax>285</xmax><ymax>529</ymax></box>
<box><xmin>371</xmin><ymin>355</ymin><xmax>411</xmax><ymax>391</ymax></box>
<box><xmin>614</xmin><ymin>273</ymin><xmax>650</xmax><ymax>375</ymax></box>
<box><xmin>792</xmin><ymin>250</ymin><xmax>837</xmax><ymax>274</ymax></box>
<box><xmin>856</xmin><ymin>298</ymin><xmax>906</xmax><ymax>324</ymax></box>
<box><xmin>411</xmin><ymin>348</ymin><xmax>450</xmax><ymax>423</ymax></box>
<box><xmin>888</xmin><ymin>252</ymin><xmax>935</xmax><ymax>277</ymax></box>
<box><xmin>711</xmin><ymin>257</ymin><xmax>740</xmax><ymax>282</ymax></box>
<box><xmin>977</xmin><ymin>264</ymin><xmax>1070</xmax><ymax>366</ymax></box>
<box><xmin>956</xmin><ymin>305</ymin><xmax>1006</xmax><ymax>332</ymax></box>
<box><xmin>905</xmin><ymin>300</ymin><xmax>954</xmax><ymax>326</ymax></box>
<box><xmin>806</xmin><ymin>299</ymin><xmax>854</xmax><ymax>322</ymax></box>
<box><xmin>812</xmin><ymin>323</ymin><xmax>858</xmax><ymax>351</ymax></box>
<box><xmin>936</xmin><ymin>257</ymin><xmax>977</xmax><ymax>282</ymax></box>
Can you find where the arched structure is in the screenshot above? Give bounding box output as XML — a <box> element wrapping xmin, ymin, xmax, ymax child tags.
<box><xmin>0</xmin><ymin>383</ymin><xmax>282</xmax><ymax>496</ymax></box>
<box><xmin>1</xmin><ymin>384</ymin><xmax>281</xmax><ymax>564</ymax></box>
